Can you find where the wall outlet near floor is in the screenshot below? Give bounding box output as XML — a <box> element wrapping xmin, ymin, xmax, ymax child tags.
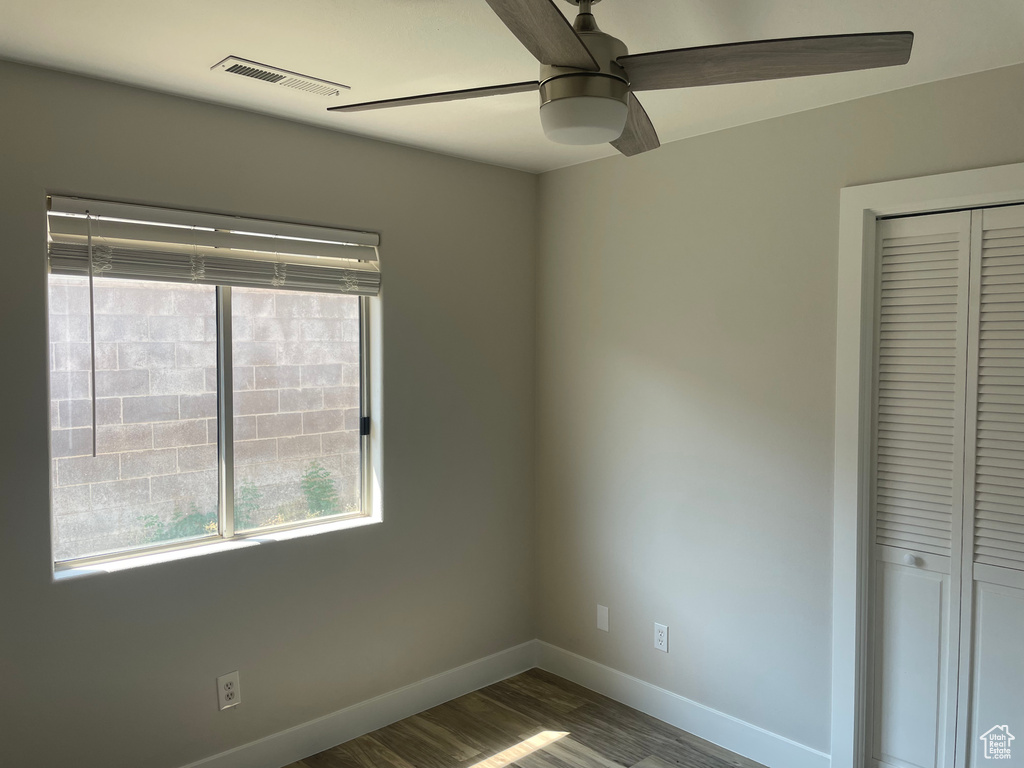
<box><xmin>654</xmin><ymin>623</ymin><xmax>669</xmax><ymax>653</ymax></box>
<box><xmin>597</xmin><ymin>604</ymin><xmax>609</xmax><ymax>632</ymax></box>
<box><xmin>217</xmin><ymin>671</ymin><xmax>241</xmax><ymax>710</ymax></box>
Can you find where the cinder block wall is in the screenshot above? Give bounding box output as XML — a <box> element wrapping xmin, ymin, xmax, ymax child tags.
<box><xmin>48</xmin><ymin>276</ymin><xmax>361</xmax><ymax>559</ymax></box>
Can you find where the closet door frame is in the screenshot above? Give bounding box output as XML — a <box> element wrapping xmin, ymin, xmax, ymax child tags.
<box><xmin>832</xmin><ymin>162</ymin><xmax>1024</xmax><ymax>768</ymax></box>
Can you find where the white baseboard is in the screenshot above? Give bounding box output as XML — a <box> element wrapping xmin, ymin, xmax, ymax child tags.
<box><xmin>181</xmin><ymin>639</ymin><xmax>830</xmax><ymax>768</ymax></box>
<box><xmin>181</xmin><ymin>640</ymin><xmax>540</xmax><ymax>768</ymax></box>
<box><xmin>536</xmin><ymin>642</ymin><xmax>831</xmax><ymax>768</ymax></box>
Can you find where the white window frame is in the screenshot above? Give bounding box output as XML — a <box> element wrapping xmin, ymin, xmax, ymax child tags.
<box><xmin>50</xmin><ymin>260</ymin><xmax>384</xmax><ymax>581</ymax></box>
<box><xmin>831</xmin><ymin>161</ymin><xmax>1024</xmax><ymax>768</ymax></box>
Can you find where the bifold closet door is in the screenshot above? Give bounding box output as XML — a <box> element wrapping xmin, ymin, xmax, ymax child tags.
<box><xmin>960</xmin><ymin>204</ymin><xmax>1024</xmax><ymax>768</ymax></box>
<box><xmin>868</xmin><ymin>211</ymin><xmax>971</xmax><ymax>768</ymax></box>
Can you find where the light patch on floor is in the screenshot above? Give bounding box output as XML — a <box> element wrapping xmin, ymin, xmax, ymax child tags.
<box><xmin>467</xmin><ymin>730</ymin><xmax>569</xmax><ymax>768</ymax></box>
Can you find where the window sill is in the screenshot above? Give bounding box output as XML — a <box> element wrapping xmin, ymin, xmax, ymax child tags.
<box><xmin>53</xmin><ymin>514</ymin><xmax>381</xmax><ymax>582</ymax></box>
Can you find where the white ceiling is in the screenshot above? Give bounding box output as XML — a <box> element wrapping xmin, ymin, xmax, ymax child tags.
<box><xmin>1</xmin><ymin>0</ymin><xmax>1022</xmax><ymax>173</ymax></box>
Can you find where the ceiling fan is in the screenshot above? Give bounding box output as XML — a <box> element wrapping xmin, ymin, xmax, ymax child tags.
<box><xmin>327</xmin><ymin>0</ymin><xmax>913</xmax><ymax>157</ymax></box>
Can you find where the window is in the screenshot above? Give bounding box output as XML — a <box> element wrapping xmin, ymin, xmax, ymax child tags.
<box><xmin>47</xmin><ymin>196</ymin><xmax>381</xmax><ymax>569</ymax></box>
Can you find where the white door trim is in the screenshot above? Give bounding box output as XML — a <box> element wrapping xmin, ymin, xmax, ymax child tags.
<box><xmin>832</xmin><ymin>161</ymin><xmax>1024</xmax><ymax>768</ymax></box>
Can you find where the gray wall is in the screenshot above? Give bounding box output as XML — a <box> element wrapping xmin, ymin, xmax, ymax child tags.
<box><xmin>535</xmin><ymin>63</ymin><xmax>1024</xmax><ymax>753</ymax></box>
<box><xmin>0</xmin><ymin>60</ymin><xmax>537</xmax><ymax>768</ymax></box>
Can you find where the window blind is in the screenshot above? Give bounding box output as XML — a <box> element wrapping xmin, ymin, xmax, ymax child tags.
<box><xmin>46</xmin><ymin>196</ymin><xmax>380</xmax><ymax>296</ymax></box>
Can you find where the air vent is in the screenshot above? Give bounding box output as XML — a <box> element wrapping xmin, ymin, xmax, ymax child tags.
<box><xmin>212</xmin><ymin>56</ymin><xmax>349</xmax><ymax>97</ymax></box>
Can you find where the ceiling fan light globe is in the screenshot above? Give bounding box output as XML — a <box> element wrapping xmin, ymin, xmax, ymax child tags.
<box><xmin>540</xmin><ymin>96</ymin><xmax>628</xmax><ymax>145</ymax></box>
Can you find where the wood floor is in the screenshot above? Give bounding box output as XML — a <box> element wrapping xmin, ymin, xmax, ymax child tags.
<box><xmin>284</xmin><ymin>668</ymin><xmax>764</xmax><ymax>768</ymax></box>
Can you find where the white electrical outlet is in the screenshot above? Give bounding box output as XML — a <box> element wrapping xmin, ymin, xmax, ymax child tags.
<box><xmin>597</xmin><ymin>604</ymin><xmax>609</xmax><ymax>632</ymax></box>
<box><xmin>654</xmin><ymin>623</ymin><xmax>669</xmax><ymax>653</ymax></box>
<box><xmin>217</xmin><ymin>671</ymin><xmax>241</xmax><ymax>710</ymax></box>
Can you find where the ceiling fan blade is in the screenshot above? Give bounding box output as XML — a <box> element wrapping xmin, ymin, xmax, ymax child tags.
<box><xmin>611</xmin><ymin>93</ymin><xmax>660</xmax><ymax>157</ymax></box>
<box><xmin>619</xmin><ymin>31</ymin><xmax>913</xmax><ymax>91</ymax></box>
<box><xmin>328</xmin><ymin>81</ymin><xmax>539</xmax><ymax>113</ymax></box>
<box><xmin>484</xmin><ymin>0</ymin><xmax>599</xmax><ymax>70</ymax></box>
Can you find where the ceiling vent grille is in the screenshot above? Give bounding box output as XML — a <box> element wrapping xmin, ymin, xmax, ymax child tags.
<box><xmin>213</xmin><ymin>56</ymin><xmax>348</xmax><ymax>97</ymax></box>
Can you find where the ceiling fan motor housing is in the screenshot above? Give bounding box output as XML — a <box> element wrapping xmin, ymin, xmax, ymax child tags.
<box><xmin>538</xmin><ymin>11</ymin><xmax>630</xmax><ymax>144</ymax></box>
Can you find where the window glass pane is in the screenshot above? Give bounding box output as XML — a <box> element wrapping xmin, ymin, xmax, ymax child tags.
<box><xmin>49</xmin><ymin>276</ymin><xmax>219</xmax><ymax>561</ymax></box>
<box><xmin>232</xmin><ymin>288</ymin><xmax>361</xmax><ymax>530</ymax></box>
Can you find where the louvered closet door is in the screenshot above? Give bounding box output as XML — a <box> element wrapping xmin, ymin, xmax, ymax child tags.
<box><xmin>869</xmin><ymin>212</ymin><xmax>970</xmax><ymax>768</ymax></box>
<box><xmin>962</xmin><ymin>204</ymin><xmax>1024</xmax><ymax>768</ymax></box>
<box><xmin>874</xmin><ymin>213</ymin><xmax>971</xmax><ymax>558</ymax></box>
<box><xmin>969</xmin><ymin>205</ymin><xmax>1024</xmax><ymax>570</ymax></box>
